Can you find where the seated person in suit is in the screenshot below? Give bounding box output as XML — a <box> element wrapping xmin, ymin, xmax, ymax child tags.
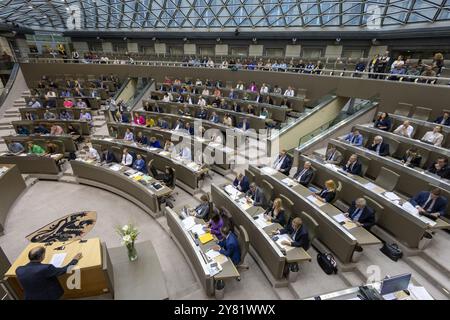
<box><xmin>293</xmin><ymin>161</ymin><xmax>314</xmax><ymax>186</ymax></box>
<box><xmin>189</xmin><ymin>194</ymin><xmax>210</xmax><ymax>220</ymax></box>
<box><xmin>123</xmin><ymin>128</ymin><xmax>134</xmax><ymax>141</ymax></box>
<box><xmin>223</xmin><ymin>114</ymin><xmax>233</xmax><ymax>127</ymax></box>
<box><xmin>277</xmin><ymin>217</ymin><xmax>310</xmax><ymax>250</ymax></box>
<box><xmin>393</xmin><ymin>120</ymin><xmax>414</xmax><ymax>138</ymax></box>
<box><xmin>16</xmin><ymin>246</ymin><xmax>82</xmax><ymax>300</ymax></box>
<box><xmin>135</xmin><ymin>131</ymin><xmax>148</xmax><ymax>145</ymax></box>
<box><xmin>50</xmin><ymin>124</ymin><xmax>64</xmax><ymax>136</ymax></box>
<box><xmin>173</xmin><ymin>119</ymin><xmax>184</xmax><ymax>131</ymax></box>
<box><xmin>245</xmin><ymin>182</ymin><xmax>266</xmax><ymax>207</ymax></box>
<box><xmin>204</xmin><ymin>209</ymin><xmax>224</xmax><ymax>240</ymax></box>
<box><xmin>344</xmin><ymin>129</ymin><xmax>363</xmax><ymax>146</ymax></box>
<box><xmin>346</xmin><ymin>198</ymin><xmax>375</xmax><ymax>228</ymax></box>
<box><xmin>374</xmin><ymin>112</ymin><xmax>392</xmax><ymax>131</ymax></box>
<box><xmin>34</xmin><ymin>124</ymin><xmax>50</xmax><ymax>134</ymax></box>
<box><xmin>401</xmin><ymin>148</ymin><xmax>422</xmax><ymax>167</ymax></box>
<box><xmin>8</xmin><ymin>142</ymin><xmax>25</xmax><ymax>154</ymax></box>
<box><xmin>121</xmin><ymin>148</ymin><xmax>133</xmax><ymax>166</ymax></box>
<box><xmin>238</xmin><ymin>118</ymin><xmax>251</xmax><ymax>131</ymax></box>
<box><xmin>149</xmin><ymin>136</ymin><xmax>162</xmax><ymax>149</ymax></box>
<box><xmin>17</xmin><ymin>125</ymin><xmax>30</xmax><ymax>135</ymax></box>
<box><xmin>196</xmin><ymin>106</ymin><xmax>208</xmax><ymax>119</ymax></box>
<box><xmin>231</xmin><ymin>102</ymin><xmax>241</xmax><ymax>113</ymax></box>
<box><xmin>324</xmin><ymin>145</ymin><xmax>343</xmax><ymax>165</ymax></box>
<box><xmin>434</xmin><ymin>111</ymin><xmax>450</xmax><ymax>126</ymax></box>
<box><xmin>161</xmin><ymin>166</ymin><xmax>175</xmax><ymax>187</ymax></box>
<box><xmin>427</xmin><ymin>157</ymin><xmax>450</xmax><ymax>179</ymax></box>
<box><xmin>313</xmin><ymin>179</ymin><xmax>337</xmax><ymax>203</ymax></box>
<box><xmin>368</xmin><ymin>136</ymin><xmax>390</xmax><ymax>156</ymax></box>
<box><xmin>157</xmin><ymin>118</ymin><xmax>169</xmax><ymax>129</ymax></box>
<box><xmin>59</xmin><ymin>110</ymin><xmax>72</xmax><ymax>121</ymax></box>
<box><xmin>184</xmin><ymin>122</ymin><xmax>194</xmax><ymax>135</ymax></box>
<box><xmin>272</xmin><ymin>149</ymin><xmax>292</xmax><ymax>175</ymax></box>
<box><xmin>409</xmin><ymin>188</ymin><xmax>448</xmax><ymax>218</ymax></box>
<box><xmin>213</xmin><ymin>225</ymin><xmax>241</xmax><ymax>266</ymax></box>
<box><xmin>209</xmin><ymin>111</ymin><xmax>219</xmax><ymax>123</ymax></box>
<box><xmin>233</xmin><ymin>173</ymin><xmax>250</xmax><ymax>193</ymax></box>
<box><xmin>27</xmin><ymin>142</ymin><xmax>45</xmax><ymax>155</ymax></box>
<box><xmin>264</xmin><ymin>198</ymin><xmax>286</xmax><ymax>226</ymax></box>
<box><xmin>421</xmin><ymin>125</ymin><xmax>444</xmax><ymax>147</ymax></box>
<box><xmin>132</xmin><ymin>154</ymin><xmax>146</xmax><ymax>172</ymax></box>
<box><xmin>43</xmin><ymin>110</ymin><xmax>56</xmax><ymax>120</ymax></box>
<box><xmin>342</xmin><ymin>154</ymin><xmax>362</xmax><ymax>175</ymax></box>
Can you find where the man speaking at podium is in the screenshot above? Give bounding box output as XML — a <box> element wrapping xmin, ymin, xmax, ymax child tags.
<box><xmin>15</xmin><ymin>246</ymin><xmax>82</xmax><ymax>300</ymax></box>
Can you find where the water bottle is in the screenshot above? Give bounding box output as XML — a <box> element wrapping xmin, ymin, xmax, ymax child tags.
<box><xmin>194</xmin><ymin>233</ymin><xmax>199</xmax><ymax>246</ymax></box>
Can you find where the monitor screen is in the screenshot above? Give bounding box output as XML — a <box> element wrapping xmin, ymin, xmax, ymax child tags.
<box><xmin>380</xmin><ymin>273</ymin><xmax>412</xmax><ymax>295</ymax></box>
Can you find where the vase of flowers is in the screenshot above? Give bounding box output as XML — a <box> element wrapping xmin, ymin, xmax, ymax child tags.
<box><xmin>117</xmin><ymin>224</ymin><xmax>139</xmax><ymax>261</ymax></box>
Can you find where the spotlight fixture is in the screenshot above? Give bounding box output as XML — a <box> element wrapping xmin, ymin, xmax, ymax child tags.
<box><xmin>335</xmin><ymin>37</ymin><xmax>341</xmax><ymax>43</ymax></box>
<box><xmin>292</xmin><ymin>38</ymin><xmax>297</xmax><ymax>43</ymax></box>
<box><xmin>152</xmin><ymin>37</ymin><xmax>157</xmax><ymax>41</ymax></box>
<box><xmin>234</xmin><ymin>28</ymin><xmax>240</xmax><ymax>36</ymax></box>
<box><xmin>216</xmin><ymin>37</ymin><xmax>221</xmax><ymax>42</ymax></box>
<box><xmin>183</xmin><ymin>37</ymin><xmax>188</xmax><ymax>42</ymax></box>
<box><xmin>371</xmin><ymin>38</ymin><xmax>377</xmax><ymax>44</ymax></box>
<box><xmin>123</xmin><ymin>37</ymin><xmax>127</xmax><ymax>41</ymax></box>
<box><xmin>252</xmin><ymin>37</ymin><xmax>257</xmax><ymax>43</ymax></box>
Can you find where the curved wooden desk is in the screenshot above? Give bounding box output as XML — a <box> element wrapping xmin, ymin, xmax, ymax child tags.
<box><xmin>0</xmin><ymin>164</ymin><xmax>26</xmax><ymax>235</ymax></box>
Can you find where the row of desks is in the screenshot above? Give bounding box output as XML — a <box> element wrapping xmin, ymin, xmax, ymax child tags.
<box><xmin>0</xmin><ymin>153</ymin><xmax>63</xmax><ymax>177</ymax></box>
<box><xmin>70</xmin><ymin>160</ymin><xmax>172</xmax><ymax>217</ymax></box>
<box><xmin>25</xmin><ymin>96</ymin><xmax>104</xmax><ymax>110</ymax></box>
<box><xmin>211</xmin><ymin>183</ymin><xmax>312</xmax><ymax>283</ymax></box>
<box><xmin>247</xmin><ymin>165</ymin><xmax>378</xmax><ymax>264</ymax></box>
<box><xmin>3</xmin><ymin>134</ymin><xmax>79</xmax><ymax>154</ymax></box>
<box><xmin>12</xmin><ymin>120</ymin><xmax>91</xmax><ymax>136</ymax></box>
<box><xmin>297</xmin><ymin>154</ymin><xmax>449</xmax><ymax>249</ymax></box>
<box><xmin>165</xmin><ymin>207</ymin><xmax>240</xmax><ymax>297</ymax></box>
<box><xmin>19</xmin><ymin>107</ymin><xmax>94</xmax><ymax>121</ymax></box>
<box><xmin>0</xmin><ymin>164</ymin><xmax>26</xmax><ymax>235</ymax></box>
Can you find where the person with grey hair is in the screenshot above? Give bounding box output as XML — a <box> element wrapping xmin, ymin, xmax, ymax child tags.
<box><xmin>293</xmin><ymin>161</ymin><xmax>314</xmax><ymax>186</ymax></box>
<box><xmin>246</xmin><ymin>182</ymin><xmax>266</xmax><ymax>208</ymax></box>
<box><xmin>346</xmin><ymin>197</ymin><xmax>376</xmax><ymax>229</ymax></box>
<box><xmin>368</xmin><ymin>135</ymin><xmax>390</xmax><ymax>156</ymax></box>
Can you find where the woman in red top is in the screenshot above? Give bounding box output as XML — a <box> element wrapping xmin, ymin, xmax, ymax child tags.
<box><xmin>63</xmin><ymin>98</ymin><xmax>74</xmax><ymax>108</ymax></box>
<box><xmin>133</xmin><ymin>112</ymin><xmax>145</xmax><ymax>125</ymax></box>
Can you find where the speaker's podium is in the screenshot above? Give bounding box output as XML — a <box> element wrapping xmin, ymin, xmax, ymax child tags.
<box><xmin>3</xmin><ymin>238</ymin><xmax>114</xmax><ymax>299</ymax></box>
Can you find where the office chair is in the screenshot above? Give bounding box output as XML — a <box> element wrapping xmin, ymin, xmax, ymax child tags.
<box><xmin>220</xmin><ymin>207</ymin><xmax>235</xmax><ymax>232</ymax></box>
<box><xmin>363</xmin><ymin>195</ymin><xmax>384</xmax><ymax>226</ymax></box>
<box><xmin>279</xmin><ymin>194</ymin><xmax>294</xmax><ymax>226</ymax></box>
<box><xmin>236</xmin><ymin>225</ymin><xmax>250</xmax><ymax>280</ymax></box>
<box><xmin>374</xmin><ymin>167</ymin><xmax>400</xmax><ymax>192</ymax></box>
<box><xmin>394</xmin><ymin>103</ymin><xmax>412</xmax><ymax>117</ymax></box>
<box><xmin>299</xmin><ymin>211</ymin><xmax>319</xmax><ymax>250</ymax></box>
<box><xmin>412</xmin><ymin>106</ymin><xmax>432</xmax><ymax>121</ymax></box>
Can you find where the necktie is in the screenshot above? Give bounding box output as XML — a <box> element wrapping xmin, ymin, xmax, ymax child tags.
<box><xmin>328</xmin><ymin>151</ymin><xmax>335</xmax><ymax>161</ymax></box>
<box><xmin>297</xmin><ymin>169</ymin><xmax>306</xmax><ymax>181</ymax></box>
<box><xmin>423</xmin><ymin>198</ymin><xmax>434</xmax><ymax>212</ymax></box>
<box><xmin>352</xmin><ymin>208</ymin><xmax>361</xmax><ymax>220</ymax></box>
<box><xmin>351</xmin><ymin>135</ymin><xmax>356</xmax><ymax>143</ymax></box>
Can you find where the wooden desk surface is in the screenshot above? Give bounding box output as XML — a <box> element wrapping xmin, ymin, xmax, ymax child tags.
<box><xmin>5</xmin><ymin>238</ymin><xmax>102</xmax><ymax>277</ymax></box>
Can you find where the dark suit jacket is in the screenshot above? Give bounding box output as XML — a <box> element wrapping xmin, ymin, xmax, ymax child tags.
<box><xmin>16</xmin><ymin>259</ymin><xmax>78</xmax><ymax>300</ymax></box>
<box><xmin>233</xmin><ymin>176</ymin><xmax>250</xmax><ymax>193</ymax></box>
<box><xmin>194</xmin><ymin>202</ymin><xmax>210</xmax><ymax>220</ymax></box>
<box><xmin>409</xmin><ymin>191</ymin><xmax>448</xmax><ymax>217</ymax></box>
<box><xmin>246</xmin><ymin>187</ymin><xmax>266</xmax><ymax>208</ymax></box>
<box><xmin>218</xmin><ymin>232</ymin><xmax>241</xmax><ymax>265</ymax></box>
<box><xmin>368</xmin><ymin>142</ymin><xmax>390</xmax><ymax>156</ymax></box>
<box><xmin>427</xmin><ymin>163</ymin><xmax>450</xmax><ymax>179</ymax></box>
<box><xmin>402</xmin><ymin>154</ymin><xmax>422</xmax><ymax>167</ymax></box>
<box><xmin>280</xmin><ymin>224</ymin><xmax>310</xmax><ymax>250</ymax></box>
<box><xmin>374</xmin><ymin>118</ymin><xmax>392</xmax><ymax>131</ymax></box>
<box><xmin>435</xmin><ymin>116</ymin><xmax>450</xmax><ymax>126</ymax></box>
<box><xmin>348</xmin><ymin>202</ymin><xmax>376</xmax><ymax>228</ymax></box>
<box><xmin>318</xmin><ymin>189</ymin><xmax>336</xmax><ymax>203</ymax></box>
<box><xmin>293</xmin><ymin>168</ymin><xmax>314</xmax><ymax>186</ymax></box>
<box><xmin>274</xmin><ymin>155</ymin><xmax>293</xmax><ymax>175</ymax></box>
<box><xmin>343</xmin><ymin>161</ymin><xmax>362</xmax><ymax>175</ymax></box>
<box><xmin>265</xmin><ymin>208</ymin><xmax>286</xmax><ymax>227</ymax></box>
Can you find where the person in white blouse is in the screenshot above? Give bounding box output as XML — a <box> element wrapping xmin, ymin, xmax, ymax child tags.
<box><xmin>162</xmin><ymin>94</ymin><xmax>170</xmax><ymax>102</ymax></box>
<box><xmin>121</xmin><ymin>148</ymin><xmax>133</xmax><ymax>166</ymax></box>
<box><xmin>45</xmin><ymin>90</ymin><xmax>56</xmax><ymax>99</ymax></box>
<box><xmin>260</xmin><ymin>83</ymin><xmax>269</xmax><ymax>94</ymax></box>
<box><xmin>421</xmin><ymin>126</ymin><xmax>444</xmax><ymax>147</ymax></box>
<box><xmin>201</xmin><ymin>88</ymin><xmax>210</xmax><ymax>96</ymax></box>
<box><xmin>195</xmin><ymin>79</ymin><xmax>202</xmax><ymax>86</ymax></box>
<box><xmin>235</xmin><ymin>81</ymin><xmax>244</xmax><ymax>90</ymax></box>
<box><xmin>393</xmin><ymin>120</ymin><xmax>414</xmax><ymax>138</ymax></box>
<box><xmin>198</xmin><ymin>97</ymin><xmax>206</xmax><ymax>107</ymax></box>
<box><xmin>283</xmin><ymin>86</ymin><xmax>295</xmax><ymax>97</ymax></box>
<box><xmin>179</xmin><ymin>146</ymin><xmax>192</xmax><ymax>161</ymax></box>
<box><xmin>123</xmin><ymin>128</ymin><xmax>134</xmax><ymax>141</ymax></box>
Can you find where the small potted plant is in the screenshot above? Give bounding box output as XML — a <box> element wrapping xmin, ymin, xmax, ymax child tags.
<box><xmin>117</xmin><ymin>224</ymin><xmax>139</xmax><ymax>261</ymax></box>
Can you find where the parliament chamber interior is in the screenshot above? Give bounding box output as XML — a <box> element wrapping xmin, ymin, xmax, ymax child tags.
<box><xmin>0</xmin><ymin>0</ymin><xmax>449</xmax><ymax>303</ymax></box>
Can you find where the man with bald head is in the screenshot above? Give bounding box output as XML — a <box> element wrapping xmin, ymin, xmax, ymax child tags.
<box><xmin>15</xmin><ymin>246</ymin><xmax>82</xmax><ymax>300</ymax></box>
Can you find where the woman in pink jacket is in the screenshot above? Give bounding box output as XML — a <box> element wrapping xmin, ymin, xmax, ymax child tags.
<box><xmin>133</xmin><ymin>112</ymin><xmax>145</xmax><ymax>125</ymax></box>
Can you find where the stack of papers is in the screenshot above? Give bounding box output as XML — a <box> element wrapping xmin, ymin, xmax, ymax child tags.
<box><xmin>181</xmin><ymin>216</ymin><xmax>196</xmax><ymax>230</ymax></box>
<box><xmin>281</xmin><ymin>178</ymin><xmax>296</xmax><ymax>187</ymax></box>
<box><xmin>364</xmin><ymin>182</ymin><xmax>385</xmax><ymax>194</ymax></box>
<box><xmin>224</xmin><ymin>185</ymin><xmax>241</xmax><ymax>199</ymax></box>
<box><xmin>384</xmin><ymin>192</ymin><xmax>401</xmax><ymax>201</ymax></box>
<box><xmin>49</xmin><ymin>253</ymin><xmax>67</xmax><ymax>267</ymax></box>
<box><xmin>275</xmin><ymin>234</ymin><xmax>293</xmax><ymax>250</ymax></box>
<box><xmin>109</xmin><ymin>164</ymin><xmax>122</xmax><ymax>171</ymax></box>
<box><xmin>332</xmin><ymin>214</ymin><xmax>358</xmax><ymax>230</ymax></box>
<box><xmin>238</xmin><ymin>197</ymin><xmax>252</xmax><ymax>211</ymax></box>
<box><xmin>409</xmin><ymin>285</ymin><xmax>434</xmax><ymax>300</ymax></box>
<box><xmin>402</xmin><ymin>202</ymin><xmax>437</xmax><ymax>226</ymax></box>
<box><xmin>324</xmin><ymin>163</ymin><xmax>339</xmax><ymax>171</ymax></box>
<box><xmin>186</xmin><ymin>162</ymin><xmax>200</xmax><ymax>171</ymax></box>
<box><xmin>333</xmin><ymin>213</ymin><xmax>348</xmax><ymax>223</ymax></box>
<box><xmin>261</xmin><ymin>166</ymin><xmax>278</xmax><ymax>176</ymax></box>
<box><xmin>125</xmin><ymin>169</ymin><xmax>137</xmax><ymax>175</ymax></box>
<box><xmin>254</xmin><ymin>213</ymin><xmax>273</xmax><ymax>229</ymax></box>
<box><xmin>307</xmin><ymin>195</ymin><xmax>326</xmax><ymax>207</ymax></box>
<box><xmin>191</xmin><ymin>224</ymin><xmax>206</xmax><ymax>236</ymax></box>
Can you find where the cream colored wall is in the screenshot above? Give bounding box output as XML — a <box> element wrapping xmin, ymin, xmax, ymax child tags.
<box><xmin>184</xmin><ymin>44</ymin><xmax>196</xmax><ymax>55</ymax></box>
<box><xmin>215</xmin><ymin>44</ymin><xmax>228</xmax><ymax>56</ymax></box>
<box><xmin>116</xmin><ymin>78</ymin><xmax>137</xmax><ymax>103</ymax></box>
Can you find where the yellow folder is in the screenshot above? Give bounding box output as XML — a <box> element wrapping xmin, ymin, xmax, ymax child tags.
<box><xmin>199</xmin><ymin>233</ymin><xmax>214</xmax><ymax>244</ymax></box>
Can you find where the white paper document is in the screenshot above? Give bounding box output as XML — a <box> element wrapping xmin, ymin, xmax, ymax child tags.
<box><xmin>307</xmin><ymin>195</ymin><xmax>326</xmax><ymax>207</ymax></box>
<box><xmin>281</xmin><ymin>178</ymin><xmax>296</xmax><ymax>187</ymax></box>
<box><xmin>364</xmin><ymin>182</ymin><xmax>385</xmax><ymax>194</ymax></box>
<box><xmin>205</xmin><ymin>249</ymin><xmax>221</xmax><ymax>260</ymax></box>
<box><xmin>324</xmin><ymin>163</ymin><xmax>339</xmax><ymax>171</ymax></box>
<box><xmin>333</xmin><ymin>213</ymin><xmax>349</xmax><ymax>223</ymax></box>
<box><xmin>49</xmin><ymin>253</ymin><xmax>67</xmax><ymax>268</ymax></box>
<box><xmin>409</xmin><ymin>285</ymin><xmax>434</xmax><ymax>300</ymax></box>
<box><xmin>254</xmin><ymin>213</ymin><xmax>273</xmax><ymax>229</ymax></box>
<box><xmin>384</xmin><ymin>192</ymin><xmax>401</xmax><ymax>201</ymax></box>
<box><xmin>224</xmin><ymin>184</ymin><xmax>241</xmax><ymax>199</ymax></box>
<box><xmin>261</xmin><ymin>166</ymin><xmax>278</xmax><ymax>176</ymax></box>
<box><xmin>191</xmin><ymin>224</ymin><xmax>206</xmax><ymax>236</ymax></box>
<box><xmin>276</xmin><ymin>234</ymin><xmax>293</xmax><ymax>250</ymax></box>
<box><xmin>181</xmin><ymin>216</ymin><xmax>196</xmax><ymax>230</ymax></box>
<box><xmin>401</xmin><ymin>202</ymin><xmax>437</xmax><ymax>226</ymax></box>
<box><xmin>110</xmin><ymin>164</ymin><xmax>122</xmax><ymax>171</ymax></box>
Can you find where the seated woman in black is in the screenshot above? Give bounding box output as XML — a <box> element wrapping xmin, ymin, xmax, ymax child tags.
<box><xmin>401</xmin><ymin>148</ymin><xmax>422</xmax><ymax>168</ymax></box>
<box><xmin>314</xmin><ymin>179</ymin><xmax>337</xmax><ymax>203</ymax></box>
<box><xmin>264</xmin><ymin>197</ymin><xmax>286</xmax><ymax>227</ymax></box>
<box><xmin>374</xmin><ymin>112</ymin><xmax>392</xmax><ymax>131</ymax></box>
<box><xmin>160</xmin><ymin>166</ymin><xmax>175</xmax><ymax>188</ymax></box>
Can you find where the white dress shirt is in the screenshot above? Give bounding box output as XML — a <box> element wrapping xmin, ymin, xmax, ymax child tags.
<box><xmin>273</xmin><ymin>155</ymin><xmax>285</xmax><ymax>170</ymax></box>
<box><xmin>198</xmin><ymin>98</ymin><xmax>206</xmax><ymax>107</ymax></box>
<box><xmin>260</xmin><ymin>86</ymin><xmax>269</xmax><ymax>94</ymax></box>
<box><xmin>422</xmin><ymin>131</ymin><xmax>444</xmax><ymax>146</ymax></box>
<box><xmin>283</xmin><ymin>89</ymin><xmax>295</xmax><ymax>97</ymax></box>
<box><xmin>121</xmin><ymin>153</ymin><xmax>133</xmax><ymax>166</ymax></box>
<box><xmin>124</xmin><ymin>132</ymin><xmax>134</xmax><ymax>141</ymax></box>
<box><xmin>394</xmin><ymin>124</ymin><xmax>414</xmax><ymax>137</ymax></box>
<box><xmin>180</xmin><ymin>147</ymin><xmax>192</xmax><ymax>161</ymax></box>
<box><xmin>88</xmin><ymin>147</ymin><xmax>100</xmax><ymax>161</ymax></box>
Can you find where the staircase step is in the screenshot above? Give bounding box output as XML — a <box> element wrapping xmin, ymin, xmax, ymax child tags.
<box><xmin>4</xmin><ymin>110</ymin><xmax>20</xmax><ymax>114</ymax></box>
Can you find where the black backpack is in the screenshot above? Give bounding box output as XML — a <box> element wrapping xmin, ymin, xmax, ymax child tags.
<box><xmin>317</xmin><ymin>253</ymin><xmax>338</xmax><ymax>275</ymax></box>
<box><xmin>380</xmin><ymin>243</ymin><xmax>403</xmax><ymax>261</ymax></box>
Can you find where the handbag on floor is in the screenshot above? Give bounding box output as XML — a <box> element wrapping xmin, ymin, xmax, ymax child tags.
<box><xmin>317</xmin><ymin>252</ymin><xmax>338</xmax><ymax>275</ymax></box>
<box><xmin>380</xmin><ymin>243</ymin><xmax>403</xmax><ymax>261</ymax></box>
